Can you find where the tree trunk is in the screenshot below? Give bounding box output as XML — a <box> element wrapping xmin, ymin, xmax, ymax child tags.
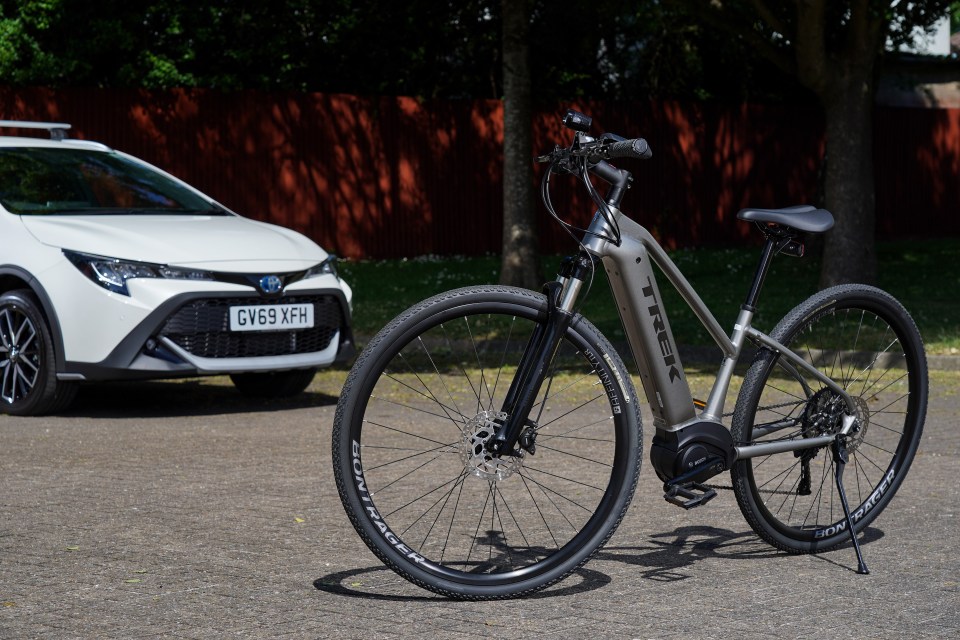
<box><xmin>498</xmin><ymin>0</ymin><xmax>542</xmax><ymax>289</ymax></box>
<box><xmin>818</xmin><ymin>71</ymin><xmax>878</xmax><ymax>288</ymax></box>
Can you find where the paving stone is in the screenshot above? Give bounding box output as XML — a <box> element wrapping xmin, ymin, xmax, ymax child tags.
<box><xmin>1</xmin><ymin>374</ymin><xmax>958</xmax><ymax>639</ymax></box>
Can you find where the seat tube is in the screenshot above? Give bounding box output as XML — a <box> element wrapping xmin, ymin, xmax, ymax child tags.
<box><xmin>703</xmin><ymin>235</ymin><xmax>783</xmax><ymax>419</ymax></box>
<box><xmin>702</xmin><ymin>306</ymin><xmax>754</xmax><ymax>421</ymax></box>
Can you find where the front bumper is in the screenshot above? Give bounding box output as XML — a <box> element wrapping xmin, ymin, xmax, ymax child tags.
<box><xmin>60</xmin><ymin>287</ymin><xmax>354</xmax><ymax>381</ymax></box>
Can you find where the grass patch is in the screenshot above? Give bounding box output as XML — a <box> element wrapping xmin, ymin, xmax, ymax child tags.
<box><xmin>338</xmin><ymin>238</ymin><xmax>960</xmax><ymax>355</ymax></box>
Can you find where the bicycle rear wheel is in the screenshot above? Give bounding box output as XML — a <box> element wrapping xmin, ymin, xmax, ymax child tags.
<box><xmin>332</xmin><ymin>285</ymin><xmax>641</xmax><ymax>599</ymax></box>
<box><xmin>731</xmin><ymin>285</ymin><xmax>927</xmax><ymax>553</ymax></box>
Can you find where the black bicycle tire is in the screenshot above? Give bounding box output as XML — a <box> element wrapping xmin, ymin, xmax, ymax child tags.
<box><xmin>731</xmin><ymin>284</ymin><xmax>927</xmax><ymax>553</ymax></box>
<box><xmin>332</xmin><ymin>285</ymin><xmax>642</xmax><ymax>599</ymax></box>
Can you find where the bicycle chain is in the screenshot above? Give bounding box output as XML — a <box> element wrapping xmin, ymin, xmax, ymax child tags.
<box><xmin>706</xmin><ymin>399</ymin><xmax>806</xmax><ymax>492</ymax></box>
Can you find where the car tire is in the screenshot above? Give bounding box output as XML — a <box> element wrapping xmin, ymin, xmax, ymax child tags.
<box><xmin>229</xmin><ymin>368</ymin><xmax>317</xmax><ymax>398</ymax></box>
<box><xmin>0</xmin><ymin>289</ymin><xmax>77</xmax><ymax>416</ymax></box>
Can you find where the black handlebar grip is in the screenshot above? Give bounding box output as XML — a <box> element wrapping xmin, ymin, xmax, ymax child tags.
<box><xmin>606</xmin><ymin>138</ymin><xmax>652</xmax><ymax>160</ymax></box>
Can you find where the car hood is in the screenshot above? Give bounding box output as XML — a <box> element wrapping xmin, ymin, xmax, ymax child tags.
<box><xmin>20</xmin><ymin>214</ymin><xmax>328</xmax><ymax>270</ymax></box>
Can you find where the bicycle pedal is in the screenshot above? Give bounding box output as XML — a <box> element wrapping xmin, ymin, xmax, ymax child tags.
<box><xmin>663</xmin><ymin>482</ymin><xmax>718</xmax><ymax>510</ymax></box>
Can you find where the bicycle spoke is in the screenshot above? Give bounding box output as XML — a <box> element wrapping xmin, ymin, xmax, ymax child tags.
<box><xmin>733</xmin><ymin>289</ymin><xmax>924</xmax><ymax>555</ymax></box>
<box><xmin>335</xmin><ymin>292</ymin><xmax>637</xmax><ymax>596</ymax></box>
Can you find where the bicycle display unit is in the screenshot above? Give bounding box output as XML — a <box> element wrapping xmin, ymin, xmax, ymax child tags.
<box><xmin>332</xmin><ymin>110</ymin><xmax>928</xmax><ymax>599</ymax></box>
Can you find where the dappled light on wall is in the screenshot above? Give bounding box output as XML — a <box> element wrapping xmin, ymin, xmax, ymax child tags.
<box><xmin>0</xmin><ymin>87</ymin><xmax>951</xmax><ymax>258</ymax></box>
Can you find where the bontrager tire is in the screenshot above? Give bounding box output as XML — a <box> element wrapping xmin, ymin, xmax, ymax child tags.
<box><xmin>731</xmin><ymin>285</ymin><xmax>927</xmax><ymax>553</ymax></box>
<box><xmin>332</xmin><ymin>285</ymin><xmax>641</xmax><ymax>599</ymax></box>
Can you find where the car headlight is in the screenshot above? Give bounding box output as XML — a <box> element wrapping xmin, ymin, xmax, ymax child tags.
<box><xmin>304</xmin><ymin>255</ymin><xmax>339</xmax><ymax>280</ymax></box>
<box><xmin>64</xmin><ymin>250</ymin><xmax>213</xmax><ymax>296</ymax></box>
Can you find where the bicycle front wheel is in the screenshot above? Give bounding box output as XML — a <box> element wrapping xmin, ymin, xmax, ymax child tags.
<box><xmin>731</xmin><ymin>285</ymin><xmax>927</xmax><ymax>553</ymax></box>
<box><xmin>332</xmin><ymin>285</ymin><xmax>641</xmax><ymax>599</ymax></box>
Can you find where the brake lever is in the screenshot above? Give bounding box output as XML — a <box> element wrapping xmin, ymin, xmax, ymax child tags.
<box><xmin>535</xmin><ymin>145</ymin><xmax>565</xmax><ymax>164</ymax></box>
<box><xmin>550</xmin><ymin>157</ymin><xmax>579</xmax><ymax>175</ymax></box>
<box><xmin>535</xmin><ymin>145</ymin><xmax>579</xmax><ymax>175</ymax></box>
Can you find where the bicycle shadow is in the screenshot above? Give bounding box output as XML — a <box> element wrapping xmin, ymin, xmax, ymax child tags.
<box><xmin>313</xmin><ymin>524</ymin><xmax>885</xmax><ymax>600</ymax></box>
<box><xmin>312</xmin><ymin>563</ymin><xmax>612</xmax><ymax>602</ymax></box>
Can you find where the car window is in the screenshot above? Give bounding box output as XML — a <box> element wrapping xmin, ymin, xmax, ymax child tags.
<box><xmin>0</xmin><ymin>147</ymin><xmax>225</xmax><ymax>215</ymax></box>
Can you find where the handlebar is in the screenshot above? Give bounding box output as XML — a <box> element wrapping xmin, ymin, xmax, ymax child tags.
<box><xmin>597</xmin><ymin>135</ymin><xmax>652</xmax><ymax>162</ymax></box>
<box><xmin>536</xmin><ymin>109</ymin><xmax>649</xmax><ymax>235</ymax></box>
<box><xmin>535</xmin><ymin>135</ymin><xmax>652</xmax><ymax>166</ymax></box>
<box><xmin>536</xmin><ymin>110</ymin><xmax>652</xmax><ymax>167</ymax></box>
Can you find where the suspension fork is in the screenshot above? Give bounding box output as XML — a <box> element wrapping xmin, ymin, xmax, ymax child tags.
<box><xmin>486</xmin><ymin>252</ymin><xmax>593</xmax><ymax>456</ymax></box>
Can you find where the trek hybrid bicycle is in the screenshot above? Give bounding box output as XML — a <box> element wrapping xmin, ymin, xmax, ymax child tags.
<box><xmin>331</xmin><ymin>110</ymin><xmax>928</xmax><ymax>599</ymax></box>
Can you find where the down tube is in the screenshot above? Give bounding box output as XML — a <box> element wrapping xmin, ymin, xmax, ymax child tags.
<box><xmin>598</xmin><ymin>234</ymin><xmax>697</xmax><ymax>430</ymax></box>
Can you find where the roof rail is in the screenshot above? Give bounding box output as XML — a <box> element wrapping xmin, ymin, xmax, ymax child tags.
<box><xmin>0</xmin><ymin>120</ymin><xmax>72</xmax><ymax>141</ymax></box>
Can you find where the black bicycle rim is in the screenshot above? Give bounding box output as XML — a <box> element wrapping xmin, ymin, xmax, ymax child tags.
<box><xmin>340</xmin><ymin>297</ymin><xmax>636</xmax><ymax>588</ymax></box>
<box><xmin>742</xmin><ymin>294</ymin><xmax>924</xmax><ymax>544</ymax></box>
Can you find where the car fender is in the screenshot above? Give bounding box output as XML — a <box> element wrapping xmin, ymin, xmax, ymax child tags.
<box><xmin>0</xmin><ymin>265</ymin><xmax>68</xmax><ymax>374</ymax></box>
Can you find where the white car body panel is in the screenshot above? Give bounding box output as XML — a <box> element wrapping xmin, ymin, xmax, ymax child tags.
<box><xmin>0</xmin><ymin>128</ymin><xmax>353</xmax><ymax>401</ymax></box>
<box><xmin>21</xmin><ymin>214</ymin><xmax>328</xmax><ymax>270</ymax></box>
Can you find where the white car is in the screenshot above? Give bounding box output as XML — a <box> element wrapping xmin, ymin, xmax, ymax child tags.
<box><xmin>0</xmin><ymin>121</ymin><xmax>354</xmax><ymax>415</ymax></box>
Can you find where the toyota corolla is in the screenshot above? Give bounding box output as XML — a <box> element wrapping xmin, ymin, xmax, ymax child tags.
<box><xmin>0</xmin><ymin>121</ymin><xmax>353</xmax><ymax>415</ymax></box>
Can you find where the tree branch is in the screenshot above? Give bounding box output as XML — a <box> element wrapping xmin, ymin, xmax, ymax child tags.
<box><xmin>793</xmin><ymin>0</ymin><xmax>829</xmax><ymax>97</ymax></box>
<box><xmin>750</xmin><ymin>0</ymin><xmax>789</xmax><ymax>38</ymax></box>
<box><xmin>848</xmin><ymin>0</ymin><xmax>889</xmax><ymax>67</ymax></box>
<box><xmin>673</xmin><ymin>0</ymin><xmax>796</xmax><ymax>77</ymax></box>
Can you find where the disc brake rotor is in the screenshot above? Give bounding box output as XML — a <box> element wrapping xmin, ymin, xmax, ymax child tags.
<box><xmin>847</xmin><ymin>395</ymin><xmax>870</xmax><ymax>452</ymax></box>
<box><xmin>461</xmin><ymin>410</ymin><xmax>523</xmax><ymax>481</ymax></box>
<box><xmin>801</xmin><ymin>388</ymin><xmax>870</xmax><ymax>452</ymax></box>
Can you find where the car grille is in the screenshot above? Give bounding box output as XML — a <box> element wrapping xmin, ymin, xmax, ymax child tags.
<box><xmin>158</xmin><ymin>295</ymin><xmax>343</xmax><ymax>359</ymax></box>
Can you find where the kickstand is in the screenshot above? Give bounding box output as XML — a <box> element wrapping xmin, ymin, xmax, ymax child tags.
<box><xmin>832</xmin><ymin>435</ymin><xmax>870</xmax><ymax>575</ymax></box>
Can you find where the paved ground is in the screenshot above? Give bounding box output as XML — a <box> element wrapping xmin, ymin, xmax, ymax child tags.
<box><xmin>2</xmin><ymin>369</ymin><xmax>958</xmax><ymax>639</ymax></box>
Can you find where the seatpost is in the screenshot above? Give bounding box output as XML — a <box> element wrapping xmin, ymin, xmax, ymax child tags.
<box><xmin>743</xmin><ymin>230</ymin><xmax>793</xmax><ymax>311</ymax></box>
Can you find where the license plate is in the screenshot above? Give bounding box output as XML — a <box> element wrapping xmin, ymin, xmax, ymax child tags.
<box><xmin>229</xmin><ymin>303</ymin><xmax>314</xmax><ymax>332</ymax></box>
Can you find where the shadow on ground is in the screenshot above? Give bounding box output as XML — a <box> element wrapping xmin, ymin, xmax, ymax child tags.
<box><xmin>62</xmin><ymin>379</ymin><xmax>339</xmax><ymax>419</ymax></box>
<box><xmin>314</xmin><ymin>524</ymin><xmax>886</xmax><ymax>600</ymax></box>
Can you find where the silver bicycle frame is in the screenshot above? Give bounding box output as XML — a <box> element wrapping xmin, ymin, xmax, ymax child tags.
<box><xmin>577</xmin><ymin>207</ymin><xmax>856</xmax><ymax>461</ymax></box>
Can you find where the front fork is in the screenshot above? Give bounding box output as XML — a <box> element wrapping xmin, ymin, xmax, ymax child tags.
<box><xmin>486</xmin><ymin>252</ymin><xmax>593</xmax><ymax>457</ymax></box>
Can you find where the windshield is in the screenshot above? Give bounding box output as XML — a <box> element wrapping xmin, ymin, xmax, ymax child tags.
<box><xmin>0</xmin><ymin>147</ymin><xmax>226</xmax><ymax>215</ymax></box>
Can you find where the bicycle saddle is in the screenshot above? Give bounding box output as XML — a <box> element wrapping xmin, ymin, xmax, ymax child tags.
<box><xmin>736</xmin><ymin>205</ymin><xmax>834</xmax><ymax>233</ymax></box>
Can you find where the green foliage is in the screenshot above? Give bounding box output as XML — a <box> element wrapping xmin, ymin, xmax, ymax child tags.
<box><xmin>0</xmin><ymin>0</ymin><xmax>506</xmax><ymax>95</ymax></box>
<box><xmin>1</xmin><ymin>1</ymin><xmax>956</xmax><ymax>100</ymax></box>
<box><xmin>0</xmin><ymin>0</ymin><xmax>68</xmax><ymax>84</ymax></box>
<box><xmin>0</xmin><ymin>0</ymin><xmax>807</xmax><ymax>102</ymax></box>
<box><xmin>339</xmin><ymin>239</ymin><xmax>960</xmax><ymax>355</ymax></box>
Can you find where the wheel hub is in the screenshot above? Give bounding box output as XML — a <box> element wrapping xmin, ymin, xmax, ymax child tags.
<box><xmin>801</xmin><ymin>388</ymin><xmax>870</xmax><ymax>451</ymax></box>
<box><xmin>847</xmin><ymin>395</ymin><xmax>870</xmax><ymax>452</ymax></box>
<box><xmin>461</xmin><ymin>410</ymin><xmax>523</xmax><ymax>481</ymax></box>
<box><xmin>802</xmin><ymin>388</ymin><xmax>846</xmax><ymax>438</ymax></box>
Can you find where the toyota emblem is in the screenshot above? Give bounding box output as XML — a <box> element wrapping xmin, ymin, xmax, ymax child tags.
<box><xmin>259</xmin><ymin>275</ymin><xmax>283</xmax><ymax>294</ymax></box>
